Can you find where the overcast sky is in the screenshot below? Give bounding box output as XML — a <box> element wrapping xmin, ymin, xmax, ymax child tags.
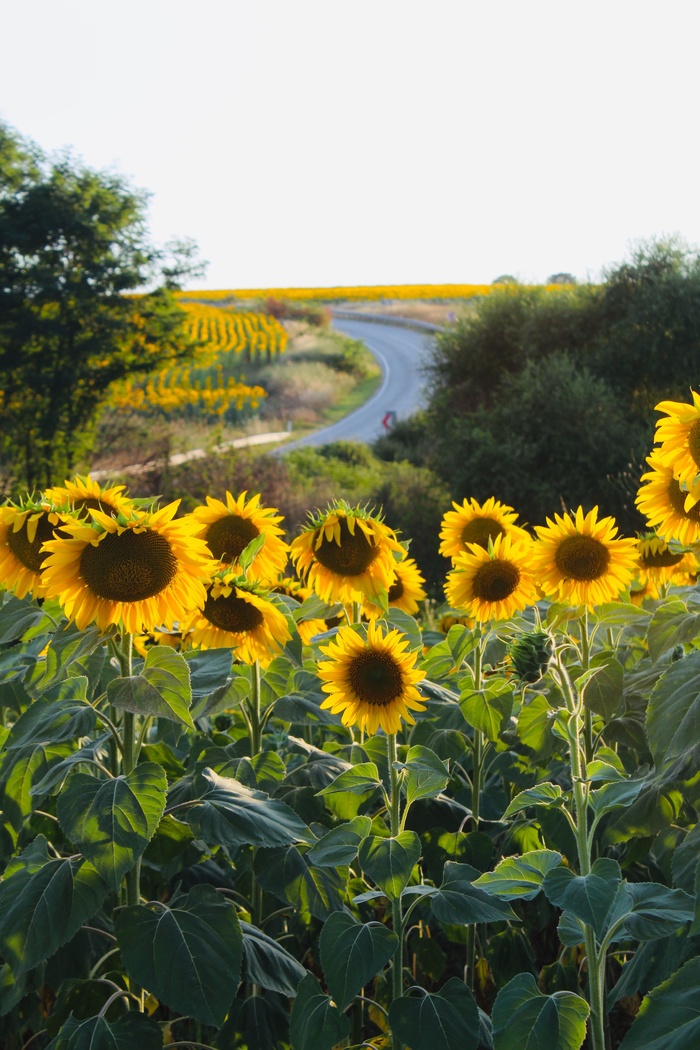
<box><xmin>1</xmin><ymin>1</ymin><xmax>698</xmax><ymax>289</ymax></box>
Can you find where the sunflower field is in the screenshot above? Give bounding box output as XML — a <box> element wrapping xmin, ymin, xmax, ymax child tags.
<box><xmin>108</xmin><ymin>305</ymin><xmax>286</xmax><ymax>422</ymax></box>
<box><xmin>175</xmin><ymin>284</ymin><xmax>570</xmax><ymax>304</ymax></box>
<box><xmin>1</xmin><ymin>396</ymin><xmax>700</xmax><ymax>1050</ymax></box>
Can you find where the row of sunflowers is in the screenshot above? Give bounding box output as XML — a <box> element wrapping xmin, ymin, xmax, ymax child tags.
<box><xmin>0</xmin><ymin>392</ymin><xmax>699</xmax><ymax>1048</ymax></box>
<box><xmin>107</xmin><ymin>304</ymin><xmax>285</xmax><ymax>421</ymax></box>
<box><xmin>175</xmin><ymin>283</ymin><xmax>572</xmax><ymax>304</ymax></box>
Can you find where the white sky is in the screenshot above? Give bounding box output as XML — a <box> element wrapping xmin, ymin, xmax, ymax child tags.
<box><xmin>1</xmin><ymin>0</ymin><xmax>699</xmax><ymax>289</ymax></box>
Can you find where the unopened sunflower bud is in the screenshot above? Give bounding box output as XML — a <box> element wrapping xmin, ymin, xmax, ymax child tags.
<box><xmin>507</xmin><ymin>630</ymin><xmax>554</xmax><ymax>684</ymax></box>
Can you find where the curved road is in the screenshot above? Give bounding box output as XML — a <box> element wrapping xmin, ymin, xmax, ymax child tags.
<box><xmin>278</xmin><ymin>317</ymin><xmax>435</xmax><ymax>452</ymax></box>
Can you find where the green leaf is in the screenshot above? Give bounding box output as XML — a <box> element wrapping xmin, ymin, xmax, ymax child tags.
<box><xmin>4</xmin><ymin>693</ymin><xmax>96</xmax><ymax>750</ymax></box>
<box><xmin>0</xmin><ymin>738</ymin><xmax>74</xmax><ymax>829</ymax></box>
<box><xmin>184</xmin><ymin>767</ymin><xmax>311</xmax><ymax>849</ymax></box>
<box><xmin>647</xmin><ymin>599</ymin><xmax>700</xmax><ymax>663</ymax></box>
<box><xmin>589</xmin><ymin>778</ymin><xmax>645</xmax><ymax>820</ymax></box>
<box><xmin>218</xmin><ymin>993</ymin><xmax>290</xmax><ymax>1050</ymax></box>
<box><xmin>672</xmin><ymin>822</ymin><xmax>700</xmax><ymax>893</ymax></box>
<box><xmin>474</xmin><ymin>850</ymin><xmax>562</xmax><ymax>900</ymax></box>
<box><xmin>0</xmin><ymin>962</ymin><xmax>27</xmax><ymax>1018</ymax></box>
<box><xmin>107</xmin><ymin>645</ymin><xmax>194</xmax><ymax>728</ymax></box>
<box><xmin>517</xmin><ymin>695</ymin><xmax>554</xmax><ymax>754</ymax></box>
<box><xmin>388</xmin><ymin>978</ymin><xmax>480</xmax><ymax>1050</ymax></box>
<box><xmin>543</xmin><ymin>858</ymin><xmax>626</xmax><ymax>940</ymax></box>
<box><xmin>114</xmin><ymin>883</ymin><xmax>242</xmax><ymax>1027</ymax></box>
<box><xmin>431</xmin><ymin>862</ymin><xmax>518</xmax><ymax>925</ymax></box>
<box><xmin>503</xmin><ymin>783</ymin><xmax>565</xmax><ymax>818</ymax></box>
<box><xmin>619</xmin><ymin>956</ymin><xmax>700</xmax><ymax>1049</ymax></box>
<box><xmin>492</xmin><ymin>973</ymin><xmax>589</xmax><ymax>1050</ymax></box>
<box><xmin>241</xmin><ymin>921</ymin><xmax>306</xmax><ymax>996</ymax></box>
<box><xmin>275</xmin><ymin>692</ymin><xmax>340</xmax><ymax>726</ymax></box>
<box><xmin>647</xmin><ymin>650</ymin><xmax>700</xmax><ymax>774</ymax></box>
<box><xmin>403</xmin><ymin>744</ymin><xmax>451</xmax><ymax>805</ymax></box>
<box><xmin>0</xmin><ymin>836</ymin><xmax>107</xmax><ymax>974</ymax></box>
<box><xmin>460</xmin><ymin>678</ymin><xmax>513</xmax><ymax>741</ymax></box>
<box><xmin>359</xmin><ymin>831</ymin><xmax>421</xmax><ymax>899</ymax></box>
<box><xmin>307</xmin><ymin>816</ymin><xmax>372</xmax><ymax>866</ymax></box>
<box><xmin>317</xmin><ymin>761</ymin><xmax>382</xmax><ymax>798</ymax></box>
<box><xmin>619</xmin><ymin>883</ymin><xmax>694</xmax><ymax>941</ymax></box>
<box><xmin>255</xmin><ymin>845</ymin><xmax>347</xmax><ymax>922</ymax></box>
<box><xmin>582</xmin><ymin>650</ymin><xmax>623</xmax><ymax>718</ymax></box>
<box><xmin>57</xmin><ymin>763</ymin><xmax>167</xmax><ymax>893</ymax></box>
<box><xmin>25</xmin><ymin>621</ymin><xmax>106</xmax><ymax>698</ymax></box>
<box><xmin>289</xmin><ymin>972</ymin><xmax>351</xmax><ymax>1050</ymax></box>
<box><xmin>0</xmin><ymin>594</ymin><xmax>57</xmax><ymax>645</ymax></box>
<box><xmin>53</xmin><ymin>1011</ymin><xmax>162</xmax><ymax>1049</ymax></box>
<box><xmin>319</xmin><ymin>911</ymin><xmax>398</xmax><ymax>1009</ymax></box>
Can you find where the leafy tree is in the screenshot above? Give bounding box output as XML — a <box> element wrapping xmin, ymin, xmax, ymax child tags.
<box><xmin>0</xmin><ymin>121</ymin><xmax>204</xmax><ymax>492</ymax></box>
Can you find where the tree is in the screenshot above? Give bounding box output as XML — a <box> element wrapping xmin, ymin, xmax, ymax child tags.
<box><xmin>0</xmin><ymin>121</ymin><xmax>205</xmax><ymax>492</ymax></box>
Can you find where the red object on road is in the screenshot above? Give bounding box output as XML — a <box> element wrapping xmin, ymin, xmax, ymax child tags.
<box><xmin>382</xmin><ymin>411</ymin><xmax>397</xmax><ymax>430</ymax></box>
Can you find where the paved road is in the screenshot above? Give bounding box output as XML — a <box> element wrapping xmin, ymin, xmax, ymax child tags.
<box><xmin>278</xmin><ymin>317</ymin><xmax>435</xmax><ymax>452</ymax></box>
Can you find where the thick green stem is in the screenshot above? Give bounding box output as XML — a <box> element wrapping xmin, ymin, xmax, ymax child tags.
<box><xmin>579</xmin><ymin>612</ymin><xmax>594</xmax><ymax>766</ymax></box>
<box><xmin>249</xmin><ymin>660</ymin><xmax>262</xmax><ymax>758</ymax></box>
<box><xmin>465</xmin><ymin>633</ymin><xmax>485</xmax><ymax>989</ymax></box>
<box><xmin>386</xmin><ymin>734</ymin><xmax>404</xmax><ymax>1012</ymax></box>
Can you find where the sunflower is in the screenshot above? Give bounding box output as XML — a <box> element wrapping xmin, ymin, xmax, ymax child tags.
<box><xmin>0</xmin><ymin>500</ymin><xmax>66</xmax><ymax>600</ymax></box>
<box><xmin>635</xmin><ymin>533</ymin><xmax>695</xmax><ymax>585</ymax></box>
<box><xmin>653</xmin><ymin>392</ymin><xmax>700</xmax><ymax>505</ymax></box>
<box><xmin>629</xmin><ymin>578</ymin><xmax>660</xmax><ymax>606</ymax></box>
<box><xmin>532</xmin><ymin>506</ymin><xmax>638</xmax><ymax>608</ymax></box>
<box><xmin>636</xmin><ymin>452</ymin><xmax>700</xmax><ymax>546</ymax></box>
<box><xmin>290</xmin><ymin>502</ymin><xmax>403</xmax><ymax>605</ymax></box>
<box><xmin>43</xmin><ymin>474</ymin><xmax>132</xmax><ymax>520</ymax></box>
<box><xmin>439</xmin><ymin>496</ymin><xmax>530</xmax><ymax>562</ymax></box>
<box><xmin>191</xmin><ymin>491</ymin><xmax>288</xmax><ymax>580</ymax></box>
<box><xmin>445</xmin><ymin>534</ymin><xmax>539</xmax><ymax>622</ymax></box>
<box><xmin>133</xmin><ymin>627</ymin><xmax>193</xmax><ymax>659</ymax></box>
<box><xmin>318</xmin><ymin>620</ymin><xmax>426</xmax><ymax>735</ymax></box>
<box><xmin>185</xmin><ymin>573</ymin><xmax>291</xmax><ymax>665</ymax></box>
<box><xmin>363</xmin><ymin>556</ymin><xmax>427</xmax><ymax>618</ymax></box>
<box><xmin>41</xmin><ymin>502</ymin><xmax>213</xmax><ymax>634</ymax></box>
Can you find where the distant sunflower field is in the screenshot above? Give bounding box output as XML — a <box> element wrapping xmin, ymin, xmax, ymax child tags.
<box><xmin>175</xmin><ymin>283</ymin><xmax>570</xmax><ymax>303</ymax></box>
<box><xmin>1</xmin><ymin>394</ymin><xmax>700</xmax><ymax>1049</ymax></box>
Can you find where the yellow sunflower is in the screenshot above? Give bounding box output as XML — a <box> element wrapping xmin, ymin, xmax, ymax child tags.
<box><xmin>635</xmin><ymin>533</ymin><xmax>695</xmax><ymax>585</ymax></box>
<box><xmin>41</xmin><ymin>501</ymin><xmax>213</xmax><ymax>634</ymax></box>
<box><xmin>363</xmin><ymin>555</ymin><xmax>427</xmax><ymax>619</ymax></box>
<box><xmin>191</xmin><ymin>491</ymin><xmax>288</xmax><ymax>580</ymax></box>
<box><xmin>438</xmin><ymin>612</ymin><xmax>475</xmax><ymax>633</ymax></box>
<box><xmin>0</xmin><ymin>500</ymin><xmax>66</xmax><ymax>600</ymax></box>
<box><xmin>318</xmin><ymin>620</ymin><xmax>426</xmax><ymax>735</ymax></box>
<box><xmin>636</xmin><ymin>452</ymin><xmax>700</xmax><ymax>546</ymax></box>
<box><xmin>653</xmin><ymin>392</ymin><xmax>700</xmax><ymax>506</ymax></box>
<box><xmin>269</xmin><ymin>576</ymin><xmax>327</xmax><ymax>645</ymax></box>
<box><xmin>185</xmin><ymin>572</ymin><xmax>291</xmax><ymax>665</ymax></box>
<box><xmin>532</xmin><ymin>506</ymin><xmax>638</xmax><ymax>609</ymax></box>
<box><xmin>629</xmin><ymin>578</ymin><xmax>660</xmax><ymax>606</ymax></box>
<box><xmin>289</xmin><ymin>502</ymin><xmax>403</xmax><ymax>605</ymax></box>
<box><xmin>439</xmin><ymin>496</ymin><xmax>530</xmax><ymax>561</ymax></box>
<box><xmin>445</xmin><ymin>534</ymin><xmax>539</xmax><ymax>623</ymax></box>
<box><xmin>133</xmin><ymin>627</ymin><xmax>193</xmax><ymax>659</ymax></box>
<box><xmin>43</xmin><ymin>474</ymin><xmax>132</xmax><ymax>520</ymax></box>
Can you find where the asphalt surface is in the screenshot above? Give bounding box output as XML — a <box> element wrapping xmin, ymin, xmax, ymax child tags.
<box><xmin>278</xmin><ymin>317</ymin><xmax>435</xmax><ymax>452</ymax></box>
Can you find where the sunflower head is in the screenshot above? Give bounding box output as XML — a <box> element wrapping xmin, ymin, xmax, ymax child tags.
<box><xmin>269</xmin><ymin>575</ymin><xmax>328</xmax><ymax>645</ymax></box>
<box><xmin>532</xmin><ymin>506</ymin><xmax>638</xmax><ymax>609</ymax></box>
<box><xmin>0</xmin><ymin>497</ymin><xmax>66</xmax><ymax>600</ymax></box>
<box><xmin>445</xmin><ymin>534</ymin><xmax>538</xmax><ymax>623</ymax></box>
<box><xmin>191</xmin><ymin>491</ymin><xmax>288</xmax><ymax>581</ymax></box>
<box><xmin>43</xmin><ymin>474</ymin><xmax>132</xmax><ymax>520</ymax></box>
<box><xmin>290</xmin><ymin>500</ymin><xmax>403</xmax><ymax>605</ymax></box>
<box><xmin>653</xmin><ymin>392</ymin><xmax>700</xmax><ymax>505</ymax></box>
<box><xmin>439</xmin><ymin>496</ymin><xmax>530</xmax><ymax>562</ymax></box>
<box><xmin>41</xmin><ymin>500</ymin><xmax>214</xmax><ymax>634</ymax></box>
<box><xmin>318</xmin><ymin>620</ymin><xmax>426</xmax><ymax>735</ymax></box>
<box><xmin>635</xmin><ymin>532</ymin><xmax>694</xmax><ymax>584</ymax></box>
<box><xmin>636</xmin><ymin>451</ymin><xmax>700</xmax><ymax>545</ymax></box>
<box><xmin>363</xmin><ymin>554</ymin><xmax>427</xmax><ymax>619</ymax></box>
<box><xmin>185</xmin><ymin>571</ymin><xmax>292</xmax><ymax>665</ymax></box>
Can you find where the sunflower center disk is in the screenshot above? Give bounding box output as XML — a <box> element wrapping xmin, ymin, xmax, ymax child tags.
<box><xmin>7</xmin><ymin>514</ymin><xmax>57</xmax><ymax>573</ymax></box>
<box><xmin>203</xmin><ymin>590</ymin><xmax>264</xmax><ymax>634</ymax></box>
<box><xmin>688</xmin><ymin>420</ymin><xmax>700</xmax><ymax>470</ymax></box>
<box><xmin>472</xmin><ymin>560</ymin><xmax>520</xmax><ymax>602</ymax></box>
<box><xmin>641</xmin><ymin>548</ymin><xmax>684</xmax><ymax>568</ymax></box>
<box><xmin>669</xmin><ymin>479</ymin><xmax>700</xmax><ymax>522</ymax></box>
<box><xmin>314</xmin><ymin>520</ymin><xmax>380</xmax><ymax>576</ymax></box>
<box><xmin>387</xmin><ymin>576</ymin><xmax>404</xmax><ymax>602</ymax></box>
<box><xmin>206</xmin><ymin>515</ymin><xmax>260</xmax><ymax>563</ymax></box>
<box><xmin>555</xmin><ymin>535</ymin><xmax>610</xmax><ymax>581</ymax></box>
<box><xmin>461</xmin><ymin>517</ymin><xmax>506</xmax><ymax>549</ymax></box>
<box><xmin>75</xmin><ymin>497</ymin><xmax>118</xmax><ymax>518</ymax></box>
<box><xmin>80</xmin><ymin>529</ymin><xmax>178</xmax><ymax>602</ymax></box>
<box><xmin>348</xmin><ymin>650</ymin><xmax>404</xmax><ymax>707</ymax></box>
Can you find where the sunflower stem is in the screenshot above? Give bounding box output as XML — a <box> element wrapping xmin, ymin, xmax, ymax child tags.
<box><xmin>555</xmin><ymin>648</ymin><xmax>606</xmax><ymax>1050</ymax></box>
<box><xmin>579</xmin><ymin>611</ymin><xmax>594</xmax><ymax>766</ymax></box>
<box><xmin>249</xmin><ymin>659</ymin><xmax>262</xmax><ymax>757</ymax></box>
<box><xmin>465</xmin><ymin>630</ymin><xmax>486</xmax><ymax>990</ymax></box>
<box><xmin>386</xmin><ymin>733</ymin><xmax>404</xmax><ymax>1014</ymax></box>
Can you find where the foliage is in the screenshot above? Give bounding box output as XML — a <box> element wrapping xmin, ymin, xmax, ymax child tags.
<box><xmin>0</xmin><ymin>121</ymin><xmax>203</xmax><ymax>492</ymax></box>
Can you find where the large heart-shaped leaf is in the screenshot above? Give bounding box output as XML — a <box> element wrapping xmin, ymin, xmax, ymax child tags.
<box><xmin>474</xmin><ymin>851</ymin><xmax>562</xmax><ymax>900</ymax></box>
<box><xmin>647</xmin><ymin>650</ymin><xmax>700</xmax><ymax>774</ymax></box>
<box><xmin>431</xmin><ymin>862</ymin><xmax>518</xmax><ymax>925</ymax></box>
<box><xmin>107</xmin><ymin>645</ymin><xmax>194</xmax><ymax>728</ymax></box>
<box><xmin>52</xmin><ymin>1011</ymin><xmax>162</xmax><ymax>1049</ymax></box>
<box><xmin>289</xmin><ymin>973</ymin><xmax>350</xmax><ymax>1050</ymax></box>
<box><xmin>114</xmin><ymin>883</ymin><xmax>243</xmax><ymax>1028</ymax></box>
<box><xmin>57</xmin><ymin>763</ymin><xmax>167</xmax><ymax>892</ymax></box>
<box><xmin>492</xmin><ymin>973</ymin><xmax>589</xmax><ymax>1050</ymax></box>
<box><xmin>543</xmin><ymin>858</ymin><xmax>626</xmax><ymax>941</ymax></box>
<box><xmin>4</xmin><ymin>693</ymin><xmax>95</xmax><ymax>750</ymax></box>
<box><xmin>403</xmin><ymin>745</ymin><xmax>450</xmax><ymax>805</ymax></box>
<box><xmin>184</xmin><ymin>767</ymin><xmax>311</xmax><ymax>849</ymax></box>
<box><xmin>241</xmin><ymin>921</ymin><xmax>306</xmax><ymax>996</ymax></box>
<box><xmin>319</xmin><ymin>911</ymin><xmax>398</xmax><ymax>1009</ymax></box>
<box><xmin>255</xmin><ymin>846</ymin><xmax>346</xmax><ymax>921</ymax></box>
<box><xmin>619</xmin><ymin>956</ymin><xmax>700</xmax><ymax>1049</ymax></box>
<box><xmin>0</xmin><ymin>836</ymin><xmax>107</xmax><ymax>974</ymax></box>
<box><xmin>388</xmin><ymin>979</ymin><xmax>480</xmax><ymax>1050</ymax></box>
<box><xmin>460</xmin><ymin>679</ymin><xmax>513</xmax><ymax>741</ymax></box>
<box><xmin>359</xmin><ymin>832</ymin><xmax>421</xmax><ymax>899</ymax></box>
<box><xmin>307</xmin><ymin>816</ymin><xmax>372</xmax><ymax>867</ymax></box>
